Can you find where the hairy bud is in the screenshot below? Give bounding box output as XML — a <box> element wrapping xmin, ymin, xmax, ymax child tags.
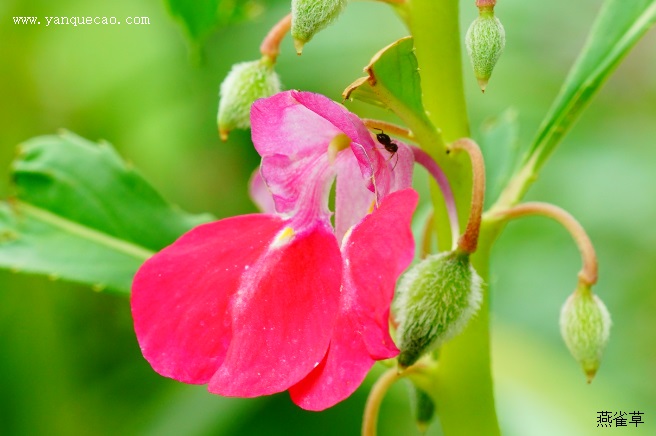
<box><xmin>395</xmin><ymin>251</ymin><xmax>483</xmax><ymax>368</ymax></box>
<box><xmin>291</xmin><ymin>0</ymin><xmax>347</xmax><ymax>54</ymax></box>
<box><xmin>560</xmin><ymin>286</ymin><xmax>611</xmax><ymax>382</ymax></box>
<box><xmin>465</xmin><ymin>9</ymin><xmax>505</xmax><ymax>92</ymax></box>
<box><xmin>217</xmin><ymin>58</ymin><xmax>281</xmax><ymax>140</ymax></box>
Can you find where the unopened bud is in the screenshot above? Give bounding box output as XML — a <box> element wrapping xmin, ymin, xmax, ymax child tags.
<box><xmin>291</xmin><ymin>0</ymin><xmax>347</xmax><ymax>54</ymax></box>
<box><xmin>465</xmin><ymin>8</ymin><xmax>505</xmax><ymax>92</ymax></box>
<box><xmin>560</xmin><ymin>286</ymin><xmax>611</xmax><ymax>382</ymax></box>
<box><xmin>395</xmin><ymin>251</ymin><xmax>483</xmax><ymax>368</ymax></box>
<box><xmin>217</xmin><ymin>58</ymin><xmax>282</xmax><ymax>140</ymax></box>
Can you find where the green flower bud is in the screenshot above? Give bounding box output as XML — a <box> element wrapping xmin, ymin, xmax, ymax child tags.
<box><xmin>217</xmin><ymin>58</ymin><xmax>281</xmax><ymax>140</ymax></box>
<box><xmin>291</xmin><ymin>0</ymin><xmax>347</xmax><ymax>54</ymax></box>
<box><xmin>395</xmin><ymin>251</ymin><xmax>483</xmax><ymax>368</ymax></box>
<box><xmin>560</xmin><ymin>286</ymin><xmax>611</xmax><ymax>382</ymax></box>
<box><xmin>465</xmin><ymin>9</ymin><xmax>505</xmax><ymax>92</ymax></box>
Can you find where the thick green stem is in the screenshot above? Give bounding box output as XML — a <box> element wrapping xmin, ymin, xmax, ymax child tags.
<box><xmin>409</xmin><ymin>0</ymin><xmax>500</xmax><ymax>434</ymax></box>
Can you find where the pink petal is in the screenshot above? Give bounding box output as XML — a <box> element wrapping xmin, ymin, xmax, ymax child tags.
<box><xmin>259</xmin><ymin>152</ymin><xmax>334</xmax><ymax>228</ymax></box>
<box><xmin>289</xmin><ymin>317</ymin><xmax>376</xmax><ymax>411</ymax></box>
<box><xmin>388</xmin><ymin>142</ymin><xmax>415</xmax><ymax>193</ymax></box>
<box><xmin>209</xmin><ymin>223</ymin><xmax>342</xmax><ymax>397</ymax></box>
<box><xmin>346</xmin><ymin>189</ymin><xmax>418</xmax><ymax>357</ymax></box>
<box><xmin>131</xmin><ymin>215</ymin><xmax>286</xmax><ymax>384</ymax></box>
<box><xmin>251</xmin><ymin>91</ymin><xmax>385</xmax><ymax>218</ymax></box>
<box><xmin>289</xmin><ymin>189</ymin><xmax>418</xmax><ymax>410</ymax></box>
<box><xmin>334</xmin><ymin>148</ymin><xmax>375</xmax><ymax>243</ymax></box>
<box><xmin>334</xmin><ymin>142</ymin><xmax>415</xmax><ymax>243</ymax></box>
<box><xmin>248</xmin><ymin>168</ymin><xmax>276</xmax><ymax>214</ymax></box>
<box><xmin>251</xmin><ymin>91</ymin><xmax>345</xmax><ymax>162</ymax></box>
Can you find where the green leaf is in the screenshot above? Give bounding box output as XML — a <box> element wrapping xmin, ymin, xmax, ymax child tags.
<box><xmin>166</xmin><ymin>0</ymin><xmax>264</xmax><ymax>42</ymax></box>
<box><xmin>0</xmin><ymin>132</ymin><xmax>213</xmax><ymax>294</ymax></box>
<box><xmin>527</xmin><ymin>0</ymin><xmax>656</xmax><ymax>171</ymax></box>
<box><xmin>342</xmin><ymin>36</ymin><xmax>435</xmax><ymax>137</ymax></box>
<box><xmin>478</xmin><ymin>109</ymin><xmax>520</xmax><ymax>207</ymax></box>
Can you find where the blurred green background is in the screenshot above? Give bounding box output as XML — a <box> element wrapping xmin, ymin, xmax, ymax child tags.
<box><xmin>1</xmin><ymin>0</ymin><xmax>654</xmax><ymax>435</ymax></box>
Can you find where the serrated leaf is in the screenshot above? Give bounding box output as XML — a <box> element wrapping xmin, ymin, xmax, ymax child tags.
<box><xmin>343</xmin><ymin>36</ymin><xmax>434</xmax><ymax>132</ymax></box>
<box><xmin>166</xmin><ymin>0</ymin><xmax>264</xmax><ymax>42</ymax></box>
<box><xmin>0</xmin><ymin>132</ymin><xmax>213</xmax><ymax>294</ymax></box>
<box><xmin>527</xmin><ymin>0</ymin><xmax>656</xmax><ymax>170</ymax></box>
<box><xmin>478</xmin><ymin>109</ymin><xmax>519</xmax><ymax>206</ymax></box>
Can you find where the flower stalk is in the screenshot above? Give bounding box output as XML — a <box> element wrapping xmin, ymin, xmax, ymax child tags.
<box><xmin>260</xmin><ymin>14</ymin><xmax>292</xmax><ymax>63</ymax></box>
<box><xmin>362</xmin><ymin>368</ymin><xmax>402</xmax><ymax>436</ymax></box>
<box><xmin>448</xmin><ymin>138</ymin><xmax>486</xmax><ymax>254</ymax></box>
<box><xmin>491</xmin><ymin>202</ymin><xmax>598</xmax><ymax>287</ymax></box>
<box><xmin>362</xmin><ymin>119</ymin><xmax>415</xmax><ymax>142</ymax></box>
<box><xmin>412</xmin><ymin>146</ymin><xmax>460</xmax><ymax>251</ymax></box>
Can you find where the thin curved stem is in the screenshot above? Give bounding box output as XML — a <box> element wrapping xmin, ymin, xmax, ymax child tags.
<box><xmin>362</xmin><ymin>119</ymin><xmax>415</xmax><ymax>142</ymax></box>
<box><xmin>259</xmin><ymin>14</ymin><xmax>292</xmax><ymax>63</ymax></box>
<box><xmin>421</xmin><ymin>210</ymin><xmax>435</xmax><ymax>259</ymax></box>
<box><xmin>362</xmin><ymin>368</ymin><xmax>403</xmax><ymax>436</ymax></box>
<box><xmin>491</xmin><ymin>202</ymin><xmax>598</xmax><ymax>286</ymax></box>
<box><xmin>448</xmin><ymin>138</ymin><xmax>485</xmax><ymax>254</ymax></box>
<box><xmin>411</xmin><ymin>146</ymin><xmax>460</xmax><ymax>250</ymax></box>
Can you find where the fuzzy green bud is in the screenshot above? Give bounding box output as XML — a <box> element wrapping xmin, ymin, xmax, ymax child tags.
<box><xmin>395</xmin><ymin>251</ymin><xmax>483</xmax><ymax>368</ymax></box>
<box><xmin>560</xmin><ymin>286</ymin><xmax>611</xmax><ymax>382</ymax></box>
<box><xmin>465</xmin><ymin>9</ymin><xmax>505</xmax><ymax>92</ymax></box>
<box><xmin>291</xmin><ymin>0</ymin><xmax>347</xmax><ymax>54</ymax></box>
<box><xmin>217</xmin><ymin>58</ymin><xmax>281</xmax><ymax>140</ymax></box>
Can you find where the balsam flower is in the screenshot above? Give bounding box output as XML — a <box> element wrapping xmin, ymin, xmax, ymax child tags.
<box><xmin>132</xmin><ymin>91</ymin><xmax>418</xmax><ymax>410</ymax></box>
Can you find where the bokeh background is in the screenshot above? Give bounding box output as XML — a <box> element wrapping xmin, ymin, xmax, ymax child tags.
<box><xmin>1</xmin><ymin>0</ymin><xmax>654</xmax><ymax>435</ymax></box>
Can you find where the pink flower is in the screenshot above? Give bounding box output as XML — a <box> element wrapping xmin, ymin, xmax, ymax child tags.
<box><xmin>131</xmin><ymin>91</ymin><xmax>418</xmax><ymax>411</ymax></box>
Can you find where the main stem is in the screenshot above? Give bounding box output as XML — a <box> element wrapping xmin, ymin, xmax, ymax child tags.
<box><xmin>410</xmin><ymin>0</ymin><xmax>500</xmax><ymax>434</ymax></box>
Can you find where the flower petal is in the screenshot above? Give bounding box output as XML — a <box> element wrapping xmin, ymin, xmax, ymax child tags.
<box><xmin>289</xmin><ymin>189</ymin><xmax>418</xmax><ymax>410</ymax></box>
<box><xmin>209</xmin><ymin>223</ymin><xmax>342</xmax><ymax>397</ymax></box>
<box><xmin>388</xmin><ymin>142</ymin><xmax>415</xmax><ymax>193</ymax></box>
<box><xmin>334</xmin><ymin>148</ymin><xmax>375</xmax><ymax>244</ymax></box>
<box><xmin>248</xmin><ymin>168</ymin><xmax>276</xmax><ymax>214</ymax></box>
<box><xmin>131</xmin><ymin>215</ymin><xmax>286</xmax><ymax>384</ymax></box>
<box><xmin>346</xmin><ymin>189</ymin><xmax>418</xmax><ymax>357</ymax></box>
<box><xmin>251</xmin><ymin>91</ymin><xmax>385</xmax><ymax>218</ymax></box>
<box><xmin>289</xmin><ymin>317</ymin><xmax>376</xmax><ymax>411</ymax></box>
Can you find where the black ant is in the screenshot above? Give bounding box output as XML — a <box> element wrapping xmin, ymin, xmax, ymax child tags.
<box><xmin>373</xmin><ymin>128</ymin><xmax>399</xmax><ymax>170</ymax></box>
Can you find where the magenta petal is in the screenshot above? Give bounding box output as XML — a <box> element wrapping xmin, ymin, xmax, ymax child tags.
<box><xmin>131</xmin><ymin>215</ymin><xmax>286</xmax><ymax>384</ymax></box>
<box><xmin>344</xmin><ymin>188</ymin><xmax>418</xmax><ymax>357</ymax></box>
<box><xmin>209</xmin><ymin>224</ymin><xmax>342</xmax><ymax>397</ymax></box>
<box><xmin>289</xmin><ymin>316</ymin><xmax>376</xmax><ymax>411</ymax></box>
<box><xmin>288</xmin><ymin>189</ymin><xmax>418</xmax><ymax>410</ymax></box>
